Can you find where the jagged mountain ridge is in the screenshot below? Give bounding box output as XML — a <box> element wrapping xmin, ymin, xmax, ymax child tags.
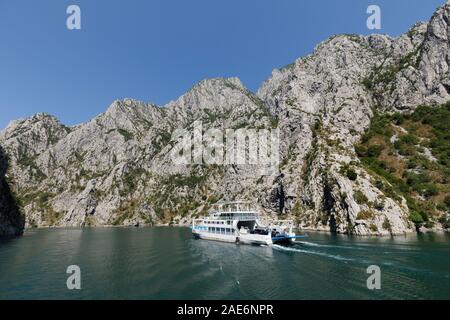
<box><xmin>1</xmin><ymin>1</ymin><xmax>449</xmax><ymax>235</ymax></box>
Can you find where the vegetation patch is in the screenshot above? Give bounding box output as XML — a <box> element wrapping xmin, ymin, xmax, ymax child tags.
<box><xmin>354</xmin><ymin>190</ymin><xmax>368</xmax><ymax>205</ymax></box>
<box><xmin>382</xmin><ymin>218</ymin><xmax>392</xmax><ymax>232</ymax></box>
<box><xmin>340</xmin><ymin>164</ymin><xmax>358</xmax><ymax>181</ymax></box>
<box><xmin>111</xmin><ymin>199</ymin><xmax>139</xmax><ymax>225</ymax></box>
<box><xmin>117</xmin><ymin>128</ymin><xmax>134</xmax><ymax>141</ymax></box>
<box><xmin>356</xmin><ymin>102</ymin><xmax>450</xmax><ymax>229</ymax></box>
<box><xmin>356</xmin><ymin>210</ymin><xmax>374</xmax><ymax>220</ymax></box>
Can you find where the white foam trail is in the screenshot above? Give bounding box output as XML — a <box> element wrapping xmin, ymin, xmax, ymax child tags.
<box><xmin>273</xmin><ymin>244</ymin><xmax>354</xmax><ymax>262</ymax></box>
<box><xmin>296</xmin><ymin>241</ymin><xmax>364</xmax><ymax>250</ymax></box>
<box><xmin>296</xmin><ymin>241</ymin><xmax>322</xmax><ymax>247</ymax></box>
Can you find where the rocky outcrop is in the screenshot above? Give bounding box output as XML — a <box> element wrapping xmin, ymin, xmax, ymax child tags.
<box><xmin>0</xmin><ymin>146</ymin><xmax>25</xmax><ymax>238</ymax></box>
<box><xmin>0</xmin><ymin>1</ymin><xmax>449</xmax><ymax>235</ymax></box>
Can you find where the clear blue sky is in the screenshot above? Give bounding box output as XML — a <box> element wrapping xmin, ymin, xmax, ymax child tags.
<box><xmin>0</xmin><ymin>0</ymin><xmax>445</xmax><ymax>129</ymax></box>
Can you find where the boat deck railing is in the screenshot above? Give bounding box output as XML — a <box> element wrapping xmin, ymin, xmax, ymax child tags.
<box><xmin>210</xmin><ymin>212</ymin><xmax>258</xmax><ymax>221</ymax></box>
<box><xmin>210</xmin><ymin>201</ymin><xmax>256</xmax><ymax>213</ymax></box>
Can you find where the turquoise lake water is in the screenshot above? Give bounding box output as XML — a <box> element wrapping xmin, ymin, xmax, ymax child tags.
<box><xmin>0</xmin><ymin>227</ymin><xmax>449</xmax><ymax>299</ymax></box>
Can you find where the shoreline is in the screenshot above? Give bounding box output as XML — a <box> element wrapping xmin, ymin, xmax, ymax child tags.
<box><xmin>19</xmin><ymin>224</ymin><xmax>449</xmax><ymax>238</ymax></box>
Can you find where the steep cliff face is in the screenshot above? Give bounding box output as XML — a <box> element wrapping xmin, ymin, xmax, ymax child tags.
<box><xmin>0</xmin><ymin>146</ymin><xmax>24</xmax><ymax>238</ymax></box>
<box><xmin>0</xmin><ymin>2</ymin><xmax>449</xmax><ymax>235</ymax></box>
<box><xmin>257</xmin><ymin>1</ymin><xmax>449</xmax><ymax>235</ymax></box>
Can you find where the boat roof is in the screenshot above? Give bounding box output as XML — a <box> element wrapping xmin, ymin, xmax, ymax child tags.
<box><xmin>210</xmin><ymin>201</ymin><xmax>257</xmax><ymax>213</ymax></box>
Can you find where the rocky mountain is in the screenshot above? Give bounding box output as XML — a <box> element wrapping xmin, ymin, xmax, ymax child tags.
<box><xmin>0</xmin><ymin>146</ymin><xmax>25</xmax><ymax>237</ymax></box>
<box><xmin>1</xmin><ymin>1</ymin><xmax>449</xmax><ymax>235</ymax></box>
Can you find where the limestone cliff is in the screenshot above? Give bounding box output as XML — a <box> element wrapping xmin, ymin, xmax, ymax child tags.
<box><xmin>0</xmin><ymin>146</ymin><xmax>24</xmax><ymax>237</ymax></box>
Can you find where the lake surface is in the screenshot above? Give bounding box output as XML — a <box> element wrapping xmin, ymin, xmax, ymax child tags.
<box><xmin>0</xmin><ymin>227</ymin><xmax>449</xmax><ymax>299</ymax></box>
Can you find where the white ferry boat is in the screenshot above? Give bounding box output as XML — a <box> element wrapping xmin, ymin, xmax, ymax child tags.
<box><xmin>192</xmin><ymin>201</ymin><xmax>305</xmax><ymax>246</ymax></box>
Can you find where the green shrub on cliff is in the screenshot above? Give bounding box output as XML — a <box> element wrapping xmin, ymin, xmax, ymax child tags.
<box><xmin>356</xmin><ymin>102</ymin><xmax>450</xmax><ymax>227</ymax></box>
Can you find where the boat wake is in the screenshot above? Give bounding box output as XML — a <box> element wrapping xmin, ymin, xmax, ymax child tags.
<box><xmin>272</xmin><ymin>244</ymin><xmax>354</xmax><ymax>262</ymax></box>
<box><xmin>295</xmin><ymin>241</ymin><xmax>364</xmax><ymax>250</ymax></box>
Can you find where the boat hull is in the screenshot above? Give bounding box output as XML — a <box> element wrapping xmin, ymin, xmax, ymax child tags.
<box><xmin>271</xmin><ymin>237</ymin><xmax>295</xmax><ymax>244</ymax></box>
<box><xmin>239</xmin><ymin>234</ymin><xmax>272</xmax><ymax>246</ymax></box>
<box><xmin>193</xmin><ymin>231</ymin><xmax>237</xmax><ymax>243</ymax></box>
<box><xmin>193</xmin><ymin>230</ymin><xmax>274</xmax><ymax>246</ymax></box>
